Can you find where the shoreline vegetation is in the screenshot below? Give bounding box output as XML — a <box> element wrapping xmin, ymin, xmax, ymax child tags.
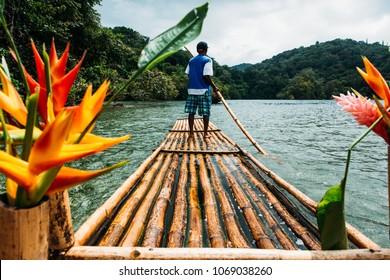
<box><xmin>0</xmin><ymin>2</ymin><xmax>389</xmax><ymax>104</ymax></box>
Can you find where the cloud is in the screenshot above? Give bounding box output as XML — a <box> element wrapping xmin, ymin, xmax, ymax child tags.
<box><xmin>96</xmin><ymin>0</ymin><xmax>390</xmax><ymax>66</ymax></box>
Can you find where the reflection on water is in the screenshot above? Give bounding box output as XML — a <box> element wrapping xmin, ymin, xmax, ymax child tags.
<box><xmin>2</xmin><ymin>100</ymin><xmax>388</xmax><ymax>247</ymax></box>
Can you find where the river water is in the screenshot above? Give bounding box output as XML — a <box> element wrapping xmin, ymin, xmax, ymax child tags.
<box><xmin>2</xmin><ymin>99</ymin><xmax>388</xmax><ymax>247</ymax></box>
<box><xmin>67</xmin><ymin>99</ymin><xmax>390</xmax><ymax>248</ymax></box>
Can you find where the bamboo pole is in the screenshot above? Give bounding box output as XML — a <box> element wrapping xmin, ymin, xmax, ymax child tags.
<box><xmin>119</xmin><ymin>132</ymin><xmax>180</xmax><ymax>247</ymax></box>
<box><xmin>197</xmin><ymin>123</ymin><xmax>251</xmax><ymax>247</ymax></box>
<box><xmin>215</xmin><ymin>154</ymin><xmax>275</xmax><ymax>249</ymax></box>
<box><xmin>49</xmin><ymin>190</ymin><xmax>75</xmax><ymax>252</ymax></box>
<box><xmin>205</xmin><ymin>154</ymin><xmax>251</xmax><ymax>248</ymax></box>
<box><xmin>236</xmin><ymin>144</ymin><xmax>380</xmax><ymax>249</ymax></box>
<box><xmin>142</xmin><ymin>153</ymin><xmax>179</xmax><ymax>247</ymax></box>
<box><xmin>193</xmin><ymin>135</ymin><xmax>226</xmax><ymax>248</ymax></box>
<box><xmin>74</xmin><ymin>139</ymin><xmax>167</xmax><ymax>246</ymax></box>
<box><xmin>161</xmin><ymin>149</ymin><xmax>239</xmax><ymax>155</ymax></box>
<box><xmin>187</xmin><ymin>133</ymin><xmax>203</xmax><ymax>247</ymax></box>
<box><xmin>222</xmin><ymin>156</ymin><xmax>298</xmax><ymax>250</ymax></box>
<box><xmin>167</xmin><ymin>135</ymin><xmax>189</xmax><ymax>247</ymax></box>
<box><xmin>65</xmin><ymin>246</ymin><xmax>390</xmax><ymax>260</ymax></box>
<box><xmin>120</xmin><ymin>154</ymin><xmax>173</xmax><ymax>247</ymax></box>
<box><xmin>237</xmin><ymin>146</ymin><xmax>317</xmax><ymax>213</ymax></box>
<box><xmin>227</xmin><ymin>155</ymin><xmax>320</xmax><ymax>250</ymax></box>
<box><xmin>142</xmin><ymin>133</ymin><xmax>182</xmax><ymax>247</ymax></box>
<box><xmin>0</xmin><ymin>196</ymin><xmax>49</xmax><ymax>260</ymax></box>
<box><xmin>184</xmin><ymin>46</ymin><xmax>269</xmax><ymax>157</ymax></box>
<box><xmin>209</xmin><ymin>160</ymin><xmax>252</xmax><ymax>248</ymax></box>
<box><xmin>221</xmin><ymin>154</ymin><xmax>291</xmax><ymax>249</ymax></box>
<box><xmin>98</xmin><ymin>154</ymin><xmax>166</xmax><ymax>246</ymax></box>
<box><xmin>216</xmin><ymin>129</ymin><xmax>379</xmax><ymax>249</ymax></box>
<box><xmin>215</xmin><ymin>91</ymin><xmax>269</xmax><ymax>157</ymax></box>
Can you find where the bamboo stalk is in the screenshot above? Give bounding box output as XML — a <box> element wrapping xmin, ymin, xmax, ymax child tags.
<box><xmin>49</xmin><ymin>190</ymin><xmax>75</xmax><ymax>251</ymax></box>
<box><xmin>214</xmin><ymin>91</ymin><xmax>269</xmax><ymax>157</ymax></box>
<box><xmin>215</xmin><ymin>154</ymin><xmax>275</xmax><ymax>249</ymax></box>
<box><xmin>169</xmin><ymin>129</ymin><xmax>221</xmax><ymax>132</ymax></box>
<box><xmin>119</xmin><ymin>130</ymin><xmax>183</xmax><ymax>247</ymax></box>
<box><xmin>167</xmin><ymin>141</ymin><xmax>189</xmax><ymax>247</ymax></box>
<box><xmin>237</xmin><ymin>143</ymin><xmax>380</xmax><ymax>249</ymax></box>
<box><xmin>142</xmin><ymin>153</ymin><xmax>179</xmax><ymax>247</ymax></box>
<box><xmin>193</xmin><ymin>137</ymin><xmax>226</xmax><ymax>248</ymax></box>
<box><xmin>205</xmin><ymin>155</ymin><xmax>251</xmax><ymax>248</ymax></box>
<box><xmin>65</xmin><ymin>246</ymin><xmax>390</xmax><ymax>260</ymax></box>
<box><xmin>227</xmin><ymin>155</ymin><xmax>320</xmax><ymax>250</ymax></box>
<box><xmin>142</xmin><ymin>133</ymin><xmax>182</xmax><ymax>247</ymax></box>
<box><xmin>224</xmin><ymin>157</ymin><xmax>298</xmax><ymax>250</ymax></box>
<box><xmin>221</xmin><ymin>154</ymin><xmax>294</xmax><ymax>249</ymax></box>
<box><xmin>74</xmin><ymin>139</ymin><xmax>167</xmax><ymax>246</ymax></box>
<box><xmin>209</xmin><ymin>133</ymin><xmax>318</xmax><ymax>249</ymax></box>
<box><xmin>120</xmin><ymin>153</ymin><xmax>173</xmax><ymax>247</ymax></box>
<box><xmin>215</xmin><ymin>133</ymin><xmax>334</xmax><ymax>250</ymax></box>
<box><xmin>198</xmin><ymin>126</ymin><xmax>250</xmax><ymax>248</ymax></box>
<box><xmin>187</xmin><ymin>134</ymin><xmax>203</xmax><ymax>247</ymax></box>
<box><xmin>238</xmin><ymin>146</ymin><xmax>317</xmax><ymax>213</ymax></box>
<box><xmin>0</xmin><ymin>196</ymin><xmax>49</xmax><ymax>260</ymax></box>
<box><xmin>98</xmin><ymin>154</ymin><xmax>166</xmax><ymax>246</ymax></box>
<box><xmin>161</xmin><ymin>149</ymin><xmax>239</xmax><ymax>155</ymax></box>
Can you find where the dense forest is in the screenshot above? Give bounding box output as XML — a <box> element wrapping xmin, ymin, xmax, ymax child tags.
<box><xmin>1</xmin><ymin>0</ymin><xmax>389</xmax><ymax>103</ymax></box>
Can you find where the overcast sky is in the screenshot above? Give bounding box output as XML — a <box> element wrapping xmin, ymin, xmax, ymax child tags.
<box><xmin>95</xmin><ymin>0</ymin><xmax>390</xmax><ymax>66</ymax></box>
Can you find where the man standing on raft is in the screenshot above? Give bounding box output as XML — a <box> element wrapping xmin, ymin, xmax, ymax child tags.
<box><xmin>185</xmin><ymin>41</ymin><xmax>220</xmax><ymax>139</ymax></box>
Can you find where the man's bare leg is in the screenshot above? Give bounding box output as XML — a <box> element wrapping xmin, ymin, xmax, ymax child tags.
<box><xmin>203</xmin><ymin>115</ymin><xmax>211</xmax><ymax>138</ymax></box>
<box><xmin>188</xmin><ymin>114</ymin><xmax>195</xmax><ymax>138</ymax></box>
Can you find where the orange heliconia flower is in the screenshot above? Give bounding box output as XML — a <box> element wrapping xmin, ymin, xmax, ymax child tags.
<box><xmin>23</xmin><ymin>40</ymin><xmax>85</xmax><ymax>124</ymax></box>
<box><xmin>1</xmin><ymin>40</ymin><xmax>130</xmax><ymax>207</ymax></box>
<box><xmin>357</xmin><ymin>56</ymin><xmax>390</xmax><ymax>107</ymax></box>
<box><xmin>0</xmin><ymin>68</ymin><xmax>28</xmax><ymax>126</ymax></box>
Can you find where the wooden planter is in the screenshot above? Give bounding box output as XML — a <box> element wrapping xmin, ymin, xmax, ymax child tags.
<box><xmin>0</xmin><ymin>195</ymin><xmax>50</xmax><ymax>260</ymax></box>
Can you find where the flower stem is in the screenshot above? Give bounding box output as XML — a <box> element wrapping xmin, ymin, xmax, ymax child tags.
<box><xmin>342</xmin><ymin>115</ymin><xmax>384</xmax><ymax>197</ymax></box>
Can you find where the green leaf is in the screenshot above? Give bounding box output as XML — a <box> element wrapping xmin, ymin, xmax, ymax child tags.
<box><xmin>22</xmin><ymin>92</ymin><xmax>39</xmax><ymax>160</ymax></box>
<box><xmin>1</xmin><ymin>56</ymin><xmax>10</xmax><ymax>78</ymax></box>
<box><xmin>138</xmin><ymin>2</ymin><xmax>208</xmax><ymax>72</ymax></box>
<box><xmin>317</xmin><ymin>184</ymin><xmax>348</xmax><ymax>250</ymax></box>
<box><xmin>0</xmin><ymin>129</ymin><xmax>41</xmax><ymax>145</ymax></box>
<box><xmin>0</xmin><ymin>0</ymin><xmax>4</xmax><ymax>20</ymax></box>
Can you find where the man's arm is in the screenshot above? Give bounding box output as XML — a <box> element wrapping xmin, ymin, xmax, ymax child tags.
<box><xmin>204</xmin><ymin>75</ymin><xmax>220</xmax><ymax>92</ymax></box>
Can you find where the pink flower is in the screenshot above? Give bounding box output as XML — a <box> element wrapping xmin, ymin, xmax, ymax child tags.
<box><xmin>334</xmin><ymin>91</ymin><xmax>390</xmax><ymax>144</ymax></box>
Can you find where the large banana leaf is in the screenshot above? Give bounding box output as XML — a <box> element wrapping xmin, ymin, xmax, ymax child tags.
<box><xmin>316</xmin><ymin>183</ymin><xmax>348</xmax><ymax>250</ymax></box>
<box><xmin>138</xmin><ymin>2</ymin><xmax>208</xmax><ymax>72</ymax></box>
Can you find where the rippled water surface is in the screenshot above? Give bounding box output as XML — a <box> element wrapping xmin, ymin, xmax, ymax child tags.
<box><xmin>11</xmin><ymin>100</ymin><xmax>390</xmax><ymax>247</ymax></box>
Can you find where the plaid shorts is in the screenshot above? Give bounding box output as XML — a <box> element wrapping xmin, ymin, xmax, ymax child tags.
<box><xmin>184</xmin><ymin>90</ymin><xmax>212</xmax><ymax>116</ymax></box>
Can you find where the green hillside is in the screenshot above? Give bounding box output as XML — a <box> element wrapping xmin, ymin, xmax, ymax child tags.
<box><xmin>230</xmin><ymin>39</ymin><xmax>390</xmax><ymax>99</ymax></box>
<box><xmin>1</xmin><ymin>1</ymin><xmax>388</xmax><ymax>101</ymax></box>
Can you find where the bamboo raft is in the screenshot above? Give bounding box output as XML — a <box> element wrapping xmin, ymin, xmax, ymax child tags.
<box><xmin>64</xmin><ymin>118</ymin><xmax>390</xmax><ymax>260</ymax></box>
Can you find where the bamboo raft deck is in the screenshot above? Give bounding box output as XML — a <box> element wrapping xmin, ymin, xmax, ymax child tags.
<box><xmin>65</xmin><ymin>118</ymin><xmax>389</xmax><ymax>260</ymax></box>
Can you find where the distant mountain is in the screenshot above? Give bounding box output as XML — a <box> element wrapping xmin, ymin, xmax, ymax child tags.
<box><xmin>223</xmin><ymin>39</ymin><xmax>390</xmax><ymax>100</ymax></box>
<box><xmin>231</xmin><ymin>63</ymin><xmax>253</xmax><ymax>71</ymax></box>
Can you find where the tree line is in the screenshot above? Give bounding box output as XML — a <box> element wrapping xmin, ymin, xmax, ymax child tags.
<box><xmin>1</xmin><ymin>0</ymin><xmax>389</xmax><ymax>103</ymax></box>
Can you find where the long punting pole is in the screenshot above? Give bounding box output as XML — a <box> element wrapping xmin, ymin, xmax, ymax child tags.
<box><xmin>388</xmin><ymin>146</ymin><xmax>390</xmax><ymax>240</ymax></box>
<box><xmin>184</xmin><ymin>46</ymin><xmax>269</xmax><ymax>157</ymax></box>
